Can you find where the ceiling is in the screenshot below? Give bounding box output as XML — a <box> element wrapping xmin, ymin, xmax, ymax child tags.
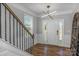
<box><xmin>21</xmin><ymin>3</ymin><xmax>79</xmax><ymax>16</ymax></box>
<box><xmin>8</xmin><ymin>3</ymin><xmax>79</xmax><ymax>19</ymax></box>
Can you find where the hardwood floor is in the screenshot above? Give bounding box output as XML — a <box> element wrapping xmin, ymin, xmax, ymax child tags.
<box><xmin>26</xmin><ymin>43</ymin><xmax>71</xmax><ymax>56</ymax></box>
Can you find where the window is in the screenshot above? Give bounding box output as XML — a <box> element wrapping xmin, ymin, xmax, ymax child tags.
<box><xmin>59</xmin><ymin>22</ymin><xmax>63</xmax><ymax>40</ymax></box>
<box><xmin>24</xmin><ymin>15</ymin><xmax>33</xmax><ymax>34</ymax></box>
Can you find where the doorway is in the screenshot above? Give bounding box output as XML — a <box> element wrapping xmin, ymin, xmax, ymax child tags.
<box><xmin>42</xmin><ymin>19</ymin><xmax>64</xmax><ymax>46</ymax></box>
<box><xmin>71</xmin><ymin>12</ymin><xmax>79</xmax><ymax>56</ymax></box>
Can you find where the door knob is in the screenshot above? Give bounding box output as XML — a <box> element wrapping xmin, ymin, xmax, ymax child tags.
<box><xmin>57</xmin><ymin>30</ymin><xmax>59</xmax><ymax>35</ymax></box>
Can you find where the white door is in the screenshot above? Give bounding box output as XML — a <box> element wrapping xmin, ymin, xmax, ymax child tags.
<box><xmin>43</xmin><ymin>19</ymin><xmax>64</xmax><ymax>46</ymax></box>
<box><xmin>47</xmin><ymin>20</ymin><xmax>59</xmax><ymax>45</ymax></box>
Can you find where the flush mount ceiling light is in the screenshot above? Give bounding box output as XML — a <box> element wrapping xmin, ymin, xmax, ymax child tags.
<box><xmin>41</xmin><ymin>5</ymin><xmax>56</xmax><ymax>19</ymax></box>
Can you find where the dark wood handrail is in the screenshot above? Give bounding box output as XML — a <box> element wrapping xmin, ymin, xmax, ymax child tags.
<box><xmin>2</xmin><ymin>3</ymin><xmax>34</xmax><ymax>39</ymax></box>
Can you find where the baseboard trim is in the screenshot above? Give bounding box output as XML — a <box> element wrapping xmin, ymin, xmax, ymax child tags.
<box><xmin>35</xmin><ymin>43</ymin><xmax>70</xmax><ymax>49</ymax></box>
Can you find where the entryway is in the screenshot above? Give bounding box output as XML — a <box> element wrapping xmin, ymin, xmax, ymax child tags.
<box><xmin>42</xmin><ymin>19</ymin><xmax>64</xmax><ymax>46</ymax></box>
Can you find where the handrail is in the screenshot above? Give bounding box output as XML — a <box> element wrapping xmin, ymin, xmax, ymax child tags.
<box><xmin>0</xmin><ymin>3</ymin><xmax>34</xmax><ymax>54</ymax></box>
<box><xmin>2</xmin><ymin>3</ymin><xmax>34</xmax><ymax>39</ymax></box>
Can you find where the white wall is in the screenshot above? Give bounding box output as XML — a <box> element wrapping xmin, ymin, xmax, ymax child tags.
<box><xmin>57</xmin><ymin>13</ymin><xmax>73</xmax><ymax>47</ymax></box>
<box><xmin>34</xmin><ymin>17</ymin><xmax>43</xmax><ymax>44</ymax></box>
<box><xmin>6</xmin><ymin>4</ymin><xmax>74</xmax><ymax>47</ymax></box>
<box><xmin>64</xmin><ymin>13</ymin><xmax>73</xmax><ymax>47</ymax></box>
<box><xmin>36</xmin><ymin>13</ymin><xmax>73</xmax><ymax>48</ymax></box>
<box><xmin>7</xmin><ymin>4</ymin><xmax>24</xmax><ymax>23</ymax></box>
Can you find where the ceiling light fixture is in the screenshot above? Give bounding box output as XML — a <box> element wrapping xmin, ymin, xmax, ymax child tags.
<box><xmin>41</xmin><ymin>11</ymin><xmax>56</xmax><ymax>18</ymax></box>
<box><xmin>41</xmin><ymin>5</ymin><xmax>56</xmax><ymax>19</ymax></box>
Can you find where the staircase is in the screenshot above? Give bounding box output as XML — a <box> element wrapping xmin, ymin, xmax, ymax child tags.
<box><xmin>0</xmin><ymin>38</ymin><xmax>32</xmax><ymax>56</ymax></box>
<box><xmin>0</xmin><ymin>3</ymin><xmax>34</xmax><ymax>55</ymax></box>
